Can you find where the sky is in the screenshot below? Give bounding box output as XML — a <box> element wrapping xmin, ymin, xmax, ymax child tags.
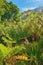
<box><xmin>7</xmin><ymin>0</ymin><xmax>43</xmax><ymax>12</ymax></box>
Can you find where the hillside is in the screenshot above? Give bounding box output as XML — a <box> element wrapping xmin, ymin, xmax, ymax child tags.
<box><xmin>21</xmin><ymin>6</ymin><xmax>43</xmax><ymax>21</ymax></box>
<box><xmin>0</xmin><ymin>0</ymin><xmax>43</xmax><ymax>65</ymax></box>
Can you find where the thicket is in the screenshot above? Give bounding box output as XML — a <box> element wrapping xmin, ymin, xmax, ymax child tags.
<box><xmin>0</xmin><ymin>0</ymin><xmax>43</xmax><ymax>65</ymax></box>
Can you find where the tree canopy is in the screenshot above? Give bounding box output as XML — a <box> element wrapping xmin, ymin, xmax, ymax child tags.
<box><xmin>0</xmin><ymin>0</ymin><xmax>20</xmax><ymax>22</ymax></box>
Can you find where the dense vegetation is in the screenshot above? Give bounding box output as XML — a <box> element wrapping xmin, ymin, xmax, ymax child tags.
<box><xmin>0</xmin><ymin>0</ymin><xmax>43</xmax><ymax>65</ymax></box>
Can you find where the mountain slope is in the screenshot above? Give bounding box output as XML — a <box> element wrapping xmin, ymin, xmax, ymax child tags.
<box><xmin>21</xmin><ymin>6</ymin><xmax>43</xmax><ymax>20</ymax></box>
<box><xmin>33</xmin><ymin>6</ymin><xmax>43</xmax><ymax>12</ymax></box>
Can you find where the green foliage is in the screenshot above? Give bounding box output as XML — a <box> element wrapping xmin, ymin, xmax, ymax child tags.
<box><xmin>26</xmin><ymin>42</ymin><xmax>42</xmax><ymax>65</ymax></box>
<box><xmin>0</xmin><ymin>50</ymin><xmax>3</xmax><ymax>65</ymax></box>
<box><xmin>0</xmin><ymin>0</ymin><xmax>43</xmax><ymax>65</ymax></box>
<box><xmin>0</xmin><ymin>0</ymin><xmax>20</xmax><ymax>22</ymax></box>
<box><xmin>0</xmin><ymin>50</ymin><xmax>3</xmax><ymax>61</ymax></box>
<box><xmin>7</xmin><ymin>45</ymin><xmax>26</xmax><ymax>57</ymax></box>
<box><xmin>0</xmin><ymin>44</ymin><xmax>11</xmax><ymax>57</ymax></box>
<box><xmin>16</xmin><ymin>60</ymin><xmax>28</xmax><ymax>65</ymax></box>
